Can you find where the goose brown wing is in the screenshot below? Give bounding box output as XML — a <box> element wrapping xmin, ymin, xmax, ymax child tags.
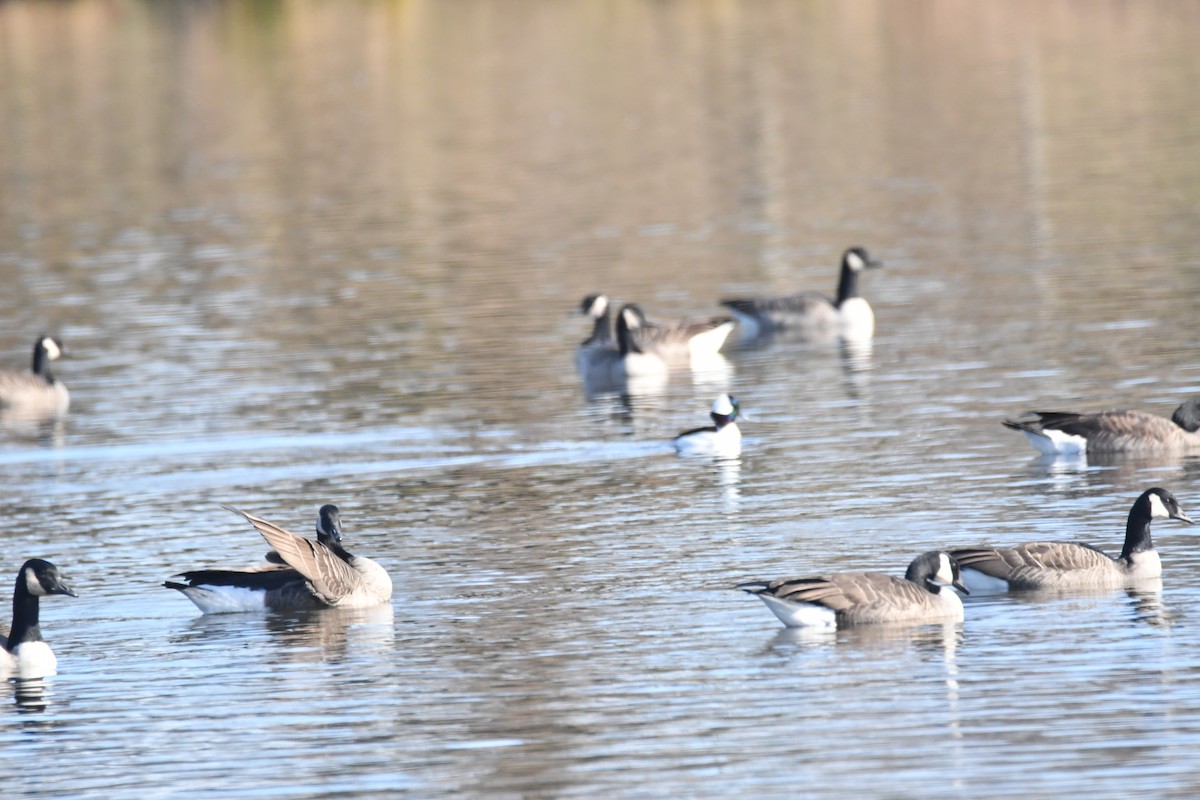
<box><xmin>951</xmin><ymin>542</ymin><xmax>1112</xmax><ymax>577</ymax></box>
<box><xmin>765</xmin><ymin>572</ymin><xmax>925</xmax><ymax>612</ymax></box>
<box><xmin>1034</xmin><ymin>410</ymin><xmax>1181</xmax><ymax>442</ymax></box>
<box><xmin>722</xmin><ymin>292</ymin><xmax>834</xmax><ymax>317</ymax></box>
<box><xmin>223</xmin><ymin>506</ymin><xmax>362</xmax><ymax>604</ymax></box>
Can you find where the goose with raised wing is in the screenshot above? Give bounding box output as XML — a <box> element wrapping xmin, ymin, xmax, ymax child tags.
<box><xmin>165</xmin><ymin>504</ymin><xmax>392</xmax><ymax>613</ymax></box>
<box><xmin>0</xmin><ymin>335</ymin><xmax>70</xmax><ymax>420</ymax></box>
<box><xmin>721</xmin><ymin>247</ymin><xmax>883</xmax><ymax>341</ymax></box>
<box><xmin>1</xmin><ymin>559</ymin><xmax>78</xmax><ymax>678</ymax></box>
<box><xmin>1003</xmin><ymin>398</ymin><xmax>1200</xmax><ymax>456</ymax></box>
<box><xmin>737</xmin><ymin>551</ymin><xmax>967</xmax><ymax>628</ymax></box>
<box><xmin>948</xmin><ymin>488</ymin><xmax>1193</xmax><ymax>593</ymax></box>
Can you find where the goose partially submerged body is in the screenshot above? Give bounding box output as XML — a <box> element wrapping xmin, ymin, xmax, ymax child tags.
<box><xmin>737</xmin><ymin>551</ymin><xmax>967</xmax><ymax>629</ymax></box>
<box><xmin>948</xmin><ymin>488</ymin><xmax>1193</xmax><ymax>593</ymax></box>
<box><xmin>721</xmin><ymin>247</ymin><xmax>883</xmax><ymax>342</ymax></box>
<box><xmin>165</xmin><ymin>504</ymin><xmax>392</xmax><ymax>613</ymax></box>
<box><xmin>1003</xmin><ymin>399</ymin><xmax>1200</xmax><ymax>456</ymax></box>
<box><xmin>0</xmin><ymin>335</ymin><xmax>69</xmax><ymax>421</ymax></box>
<box><xmin>1</xmin><ymin>559</ymin><xmax>78</xmax><ymax>678</ymax></box>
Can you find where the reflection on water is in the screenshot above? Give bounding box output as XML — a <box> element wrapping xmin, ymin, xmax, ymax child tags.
<box><xmin>10</xmin><ymin>678</ymin><xmax>52</xmax><ymax>716</ymax></box>
<box><xmin>174</xmin><ymin>605</ymin><xmax>396</xmax><ymax>665</ymax></box>
<box><xmin>3</xmin><ymin>0</ymin><xmax>1200</xmax><ymax>798</ymax></box>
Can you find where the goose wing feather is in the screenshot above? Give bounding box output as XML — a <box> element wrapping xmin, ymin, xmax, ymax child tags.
<box><xmin>223</xmin><ymin>506</ymin><xmax>362</xmax><ymax>604</ymax></box>
<box><xmin>951</xmin><ymin>542</ymin><xmax>1112</xmax><ymax>578</ymax></box>
<box><xmin>1022</xmin><ymin>410</ymin><xmax>1184</xmax><ymax>446</ymax></box>
<box><xmin>722</xmin><ymin>292</ymin><xmax>835</xmax><ymax>316</ymax></box>
<box><xmin>627</xmin><ymin>316</ymin><xmax>731</xmax><ymax>349</ymax></box>
<box><xmin>168</xmin><ymin>564</ymin><xmax>302</xmax><ymax>591</ymax></box>
<box><xmin>765</xmin><ymin>572</ymin><xmax>929</xmax><ymax>613</ymax></box>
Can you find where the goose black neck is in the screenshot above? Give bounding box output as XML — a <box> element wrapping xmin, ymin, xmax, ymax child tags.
<box><xmin>1120</xmin><ymin>501</ymin><xmax>1155</xmax><ymax>560</ymax></box>
<box><xmin>327</xmin><ymin>540</ymin><xmax>355</xmax><ymax>565</ymax></box>
<box><xmin>7</xmin><ymin>582</ymin><xmax>43</xmax><ymax>650</ymax></box>
<box><xmin>615</xmin><ymin>316</ymin><xmax>641</xmax><ymax>356</ymax></box>
<box><xmin>835</xmin><ymin>262</ymin><xmax>860</xmax><ymax>306</ymax></box>
<box><xmin>587</xmin><ymin>307</ymin><xmax>613</xmax><ymax>347</ymax></box>
<box><xmin>31</xmin><ymin>342</ymin><xmax>55</xmax><ymax>384</ymax></box>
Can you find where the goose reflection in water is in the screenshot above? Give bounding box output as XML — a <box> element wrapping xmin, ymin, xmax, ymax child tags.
<box><xmin>174</xmin><ymin>604</ymin><xmax>395</xmax><ymax>665</ymax></box>
<box><xmin>11</xmin><ymin>677</ymin><xmax>53</xmax><ymax>715</ymax></box>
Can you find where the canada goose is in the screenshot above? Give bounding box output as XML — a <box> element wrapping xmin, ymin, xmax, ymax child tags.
<box><xmin>575</xmin><ymin>293</ymin><xmax>615</xmax><ymax>375</ymax></box>
<box><xmin>164</xmin><ymin>504</ymin><xmax>392</xmax><ymax>613</ymax></box>
<box><xmin>737</xmin><ymin>551</ymin><xmax>967</xmax><ymax>628</ymax></box>
<box><xmin>622</xmin><ymin>308</ymin><xmax>735</xmax><ymax>362</ymax></box>
<box><xmin>1</xmin><ymin>559</ymin><xmax>78</xmax><ymax>678</ymax></box>
<box><xmin>674</xmin><ymin>394</ymin><xmax>742</xmax><ymax>457</ymax></box>
<box><xmin>571</xmin><ymin>304</ymin><xmax>669</xmax><ymax>398</ymax></box>
<box><xmin>948</xmin><ymin>488</ymin><xmax>1194</xmax><ymax>593</ymax></box>
<box><xmin>576</xmin><ymin>294</ymin><xmax>733</xmax><ymax>369</ymax></box>
<box><xmin>1003</xmin><ymin>398</ymin><xmax>1200</xmax><ymax>455</ymax></box>
<box><xmin>721</xmin><ymin>247</ymin><xmax>883</xmax><ymax>341</ymax></box>
<box><xmin>0</xmin><ymin>335</ymin><xmax>69</xmax><ymax>419</ymax></box>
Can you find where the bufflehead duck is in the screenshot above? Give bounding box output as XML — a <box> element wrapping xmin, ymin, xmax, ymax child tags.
<box><xmin>674</xmin><ymin>394</ymin><xmax>742</xmax><ymax>457</ymax></box>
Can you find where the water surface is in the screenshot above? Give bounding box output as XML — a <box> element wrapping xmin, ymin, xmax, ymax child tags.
<box><xmin>3</xmin><ymin>1</ymin><xmax>1200</xmax><ymax>797</ymax></box>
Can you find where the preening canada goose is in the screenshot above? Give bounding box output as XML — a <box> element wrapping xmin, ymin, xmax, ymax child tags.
<box><xmin>1</xmin><ymin>559</ymin><xmax>78</xmax><ymax>678</ymax></box>
<box><xmin>1003</xmin><ymin>398</ymin><xmax>1200</xmax><ymax>455</ymax></box>
<box><xmin>0</xmin><ymin>335</ymin><xmax>69</xmax><ymax>420</ymax></box>
<box><xmin>164</xmin><ymin>504</ymin><xmax>392</xmax><ymax>613</ymax></box>
<box><xmin>674</xmin><ymin>394</ymin><xmax>742</xmax><ymax>457</ymax></box>
<box><xmin>737</xmin><ymin>551</ymin><xmax>967</xmax><ymax>628</ymax></box>
<box><xmin>948</xmin><ymin>488</ymin><xmax>1194</xmax><ymax>593</ymax></box>
<box><xmin>721</xmin><ymin>247</ymin><xmax>883</xmax><ymax>341</ymax></box>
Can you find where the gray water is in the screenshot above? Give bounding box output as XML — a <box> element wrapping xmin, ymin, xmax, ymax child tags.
<box><xmin>3</xmin><ymin>1</ymin><xmax>1200</xmax><ymax>797</ymax></box>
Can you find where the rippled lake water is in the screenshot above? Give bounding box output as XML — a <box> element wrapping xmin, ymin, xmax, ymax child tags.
<box><xmin>3</xmin><ymin>1</ymin><xmax>1200</xmax><ymax>797</ymax></box>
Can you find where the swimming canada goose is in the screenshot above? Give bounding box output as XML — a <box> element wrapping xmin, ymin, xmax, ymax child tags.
<box><xmin>721</xmin><ymin>247</ymin><xmax>883</xmax><ymax>341</ymax></box>
<box><xmin>623</xmin><ymin>308</ymin><xmax>735</xmax><ymax>363</ymax></box>
<box><xmin>603</xmin><ymin>303</ymin><xmax>671</xmax><ymax>380</ymax></box>
<box><xmin>737</xmin><ymin>551</ymin><xmax>968</xmax><ymax>628</ymax></box>
<box><xmin>576</xmin><ymin>294</ymin><xmax>733</xmax><ymax>369</ymax></box>
<box><xmin>1</xmin><ymin>559</ymin><xmax>78</xmax><ymax>678</ymax></box>
<box><xmin>1003</xmin><ymin>398</ymin><xmax>1200</xmax><ymax>456</ymax></box>
<box><xmin>0</xmin><ymin>335</ymin><xmax>69</xmax><ymax>420</ymax></box>
<box><xmin>948</xmin><ymin>488</ymin><xmax>1193</xmax><ymax>593</ymax></box>
<box><xmin>164</xmin><ymin>504</ymin><xmax>392</xmax><ymax>613</ymax></box>
<box><xmin>674</xmin><ymin>394</ymin><xmax>743</xmax><ymax>457</ymax></box>
<box><xmin>575</xmin><ymin>293</ymin><xmax>615</xmax><ymax>374</ymax></box>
